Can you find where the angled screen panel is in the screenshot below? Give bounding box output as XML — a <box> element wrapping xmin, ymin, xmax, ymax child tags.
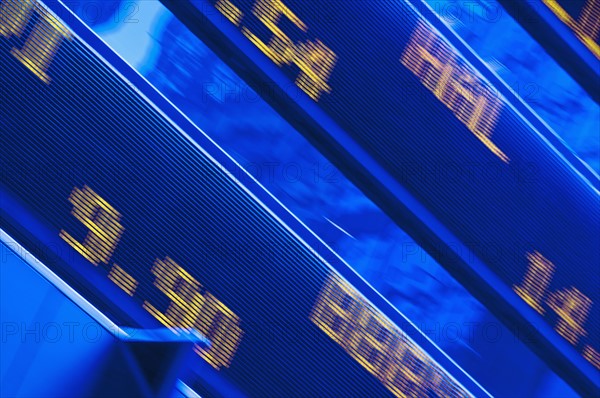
<box><xmin>0</xmin><ymin>0</ymin><xmax>488</xmax><ymax>396</ymax></box>
<box><xmin>495</xmin><ymin>0</ymin><xmax>599</xmax><ymax>103</ymax></box>
<box><xmin>157</xmin><ymin>0</ymin><xmax>600</xmax><ymax>395</ymax></box>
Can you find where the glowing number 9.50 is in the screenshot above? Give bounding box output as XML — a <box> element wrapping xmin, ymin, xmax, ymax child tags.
<box><xmin>60</xmin><ymin>185</ymin><xmax>124</xmax><ymax>266</ymax></box>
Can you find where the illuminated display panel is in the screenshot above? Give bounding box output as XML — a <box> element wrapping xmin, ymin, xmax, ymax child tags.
<box><xmin>0</xmin><ymin>0</ymin><xmax>489</xmax><ymax>396</ymax></box>
<box><xmin>158</xmin><ymin>0</ymin><xmax>600</xmax><ymax>395</ymax></box>
<box><xmin>495</xmin><ymin>0</ymin><xmax>599</xmax><ymax>103</ymax></box>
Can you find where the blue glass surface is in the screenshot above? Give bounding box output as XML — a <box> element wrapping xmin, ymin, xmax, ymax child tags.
<box><xmin>1</xmin><ymin>241</ymin><xmax>115</xmax><ymax>397</ymax></box>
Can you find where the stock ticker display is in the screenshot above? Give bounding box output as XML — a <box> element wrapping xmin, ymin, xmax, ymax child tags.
<box><xmin>1</xmin><ymin>0</ymin><xmax>599</xmax><ymax>396</ymax></box>
<box><xmin>159</xmin><ymin>0</ymin><xmax>600</xmax><ymax>395</ymax></box>
<box><xmin>0</xmin><ymin>0</ymin><xmax>493</xmax><ymax>397</ymax></box>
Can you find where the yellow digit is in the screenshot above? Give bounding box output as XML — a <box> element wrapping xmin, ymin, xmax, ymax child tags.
<box><xmin>0</xmin><ymin>0</ymin><xmax>35</xmax><ymax>38</ymax></box>
<box><xmin>583</xmin><ymin>345</ymin><xmax>600</xmax><ymax>370</ymax></box>
<box><xmin>10</xmin><ymin>4</ymin><xmax>72</xmax><ymax>84</ymax></box>
<box><xmin>240</xmin><ymin>0</ymin><xmax>336</xmax><ymax>100</ymax></box>
<box><xmin>353</xmin><ymin>313</ymin><xmax>398</xmax><ymax>381</ymax></box>
<box><xmin>294</xmin><ymin>39</ymin><xmax>337</xmax><ymax>100</ymax></box>
<box><xmin>400</xmin><ymin>23</ymin><xmax>456</xmax><ymax>99</ymax></box>
<box><xmin>543</xmin><ymin>0</ymin><xmax>578</xmax><ymax>28</ymax></box>
<box><xmin>60</xmin><ymin>185</ymin><xmax>124</xmax><ymax>266</ymax></box>
<box><xmin>515</xmin><ymin>251</ymin><xmax>595</xmax><ymax>357</ymax></box>
<box><xmin>194</xmin><ymin>291</ymin><xmax>243</xmax><ymax>369</ymax></box>
<box><xmin>143</xmin><ymin>257</ymin><xmax>206</xmax><ymax>329</ymax></box>
<box><xmin>144</xmin><ymin>257</ymin><xmax>244</xmax><ymax>369</ymax></box>
<box><xmin>311</xmin><ymin>274</ymin><xmax>469</xmax><ymax>397</ymax></box>
<box><xmin>513</xmin><ymin>251</ymin><xmax>555</xmax><ymax>314</ymax></box>
<box><xmin>309</xmin><ymin>274</ymin><xmax>365</xmax><ymax>351</ymax></box>
<box><xmin>546</xmin><ymin>287</ymin><xmax>592</xmax><ymax>345</ymax></box>
<box><xmin>242</xmin><ymin>0</ymin><xmax>306</xmax><ymax>65</ymax></box>
<box><xmin>387</xmin><ymin>344</ymin><xmax>430</xmax><ymax>398</ymax></box>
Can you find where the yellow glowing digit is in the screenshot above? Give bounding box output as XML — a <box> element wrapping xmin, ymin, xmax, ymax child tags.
<box><xmin>294</xmin><ymin>39</ymin><xmax>337</xmax><ymax>100</ymax></box>
<box><xmin>543</xmin><ymin>0</ymin><xmax>578</xmax><ymax>27</ymax></box>
<box><xmin>194</xmin><ymin>291</ymin><xmax>243</xmax><ymax>369</ymax></box>
<box><xmin>144</xmin><ymin>257</ymin><xmax>244</xmax><ymax>369</ymax></box>
<box><xmin>143</xmin><ymin>257</ymin><xmax>206</xmax><ymax>329</ymax></box>
<box><xmin>60</xmin><ymin>185</ymin><xmax>124</xmax><ymax>266</ymax></box>
<box><xmin>238</xmin><ymin>0</ymin><xmax>336</xmax><ymax>100</ymax></box>
<box><xmin>387</xmin><ymin>341</ymin><xmax>470</xmax><ymax>398</ymax></box>
<box><xmin>514</xmin><ymin>251</ymin><xmax>596</xmax><ymax>364</ymax></box>
<box><xmin>1</xmin><ymin>0</ymin><xmax>71</xmax><ymax>84</ymax></box>
<box><xmin>387</xmin><ymin>345</ymin><xmax>429</xmax><ymax>398</ymax></box>
<box><xmin>310</xmin><ymin>274</ymin><xmax>471</xmax><ymax>398</ymax></box>
<box><xmin>513</xmin><ymin>251</ymin><xmax>555</xmax><ymax>314</ymax></box>
<box><xmin>10</xmin><ymin>5</ymin><xmax>72</xmax><ymax>84</ymax></box>
<box><xmin>354</xmin><ymin>314</ymin><xmax>398</xmax><ymax>381</ymax></box>
<box><xmin>0</xmin><ymin>0</ymin><xmax>36</xmax><ymax>38</ymax></box>
<box><xmin>242</xmin><ymin>0</ymin><xmax>306</xmax><ymax>65</ymax></box>
<box><xmin>309</xmin><ymin>274</ymin><xmax>364</xmax><ymax>351</ymax></box>
<box><xmin>546</xmin><ymin>287</ymin><xmax>592</xmax><ymax>345</ymax></box>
